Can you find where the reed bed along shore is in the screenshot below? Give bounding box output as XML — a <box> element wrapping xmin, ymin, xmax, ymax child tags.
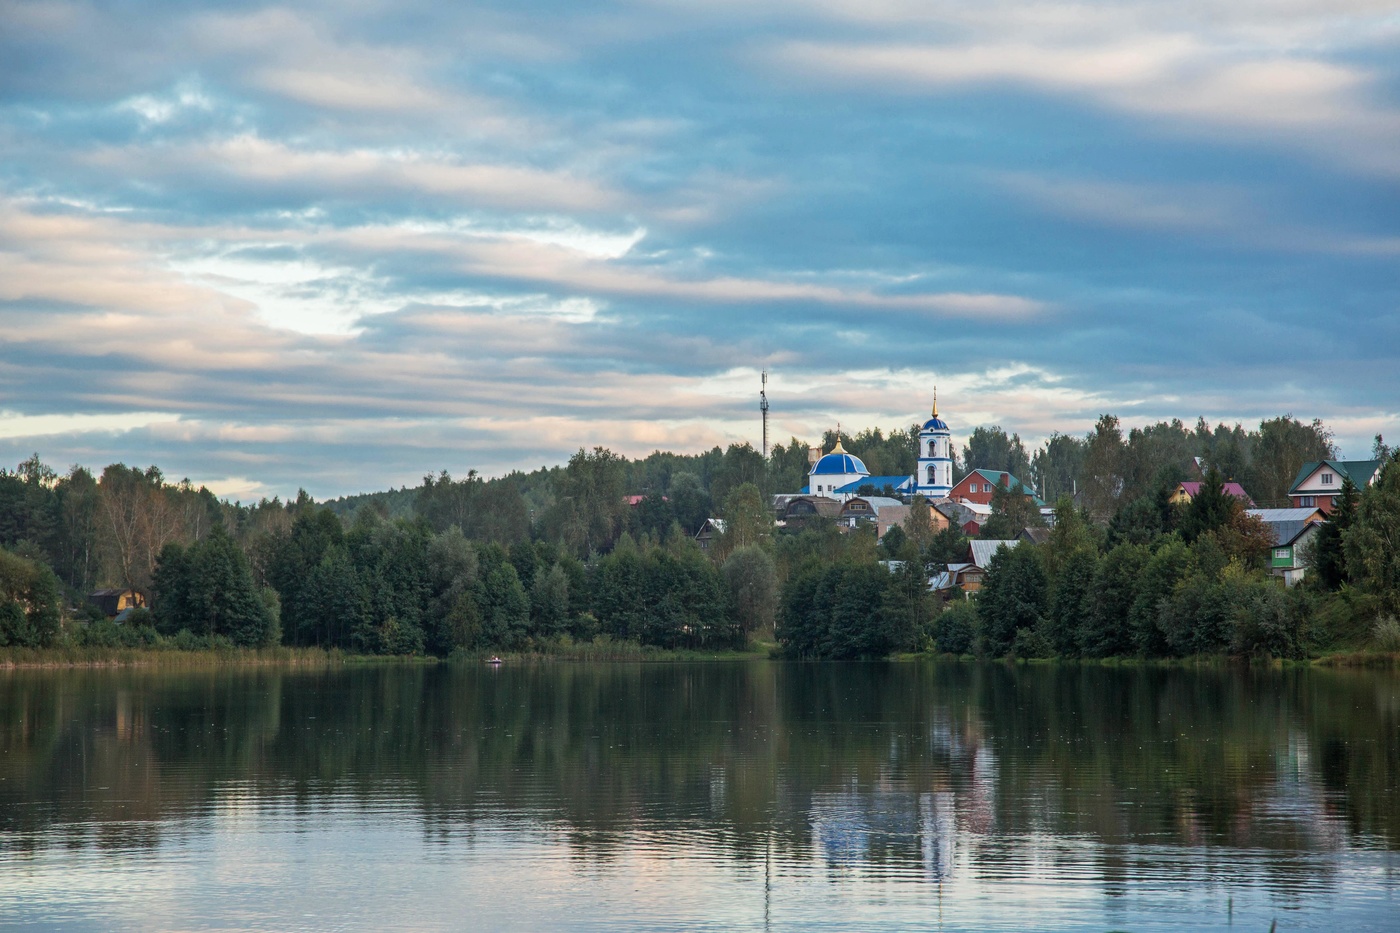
<box><xmin>0</xmin><ymin>645</ymin><xmax>351</xmax><ymax>671</ymax></box>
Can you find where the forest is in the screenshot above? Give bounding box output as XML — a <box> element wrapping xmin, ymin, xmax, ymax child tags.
<box><xmin>0</xmin><ymin>413</ymin><xmax>1396</xmax><ymax>661</ymax></box>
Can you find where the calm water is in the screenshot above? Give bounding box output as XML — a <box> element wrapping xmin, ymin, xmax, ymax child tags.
<box><xmin>1</xmin><ymin>662</ymin><xmax>1397</xmax><ymax>932</ymax></box>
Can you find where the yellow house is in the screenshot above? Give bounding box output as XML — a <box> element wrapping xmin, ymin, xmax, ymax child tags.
<box><xmin>1169</xmin><ymin>481</ymin><xmax>1255</xmax><ymax>507</ymax></box>
<box><xmin>88</xmin><ymin>588</ymin><xmax>145</xmax><ymax>617</ymax></box>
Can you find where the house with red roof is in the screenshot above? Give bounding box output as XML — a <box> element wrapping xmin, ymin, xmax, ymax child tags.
<box><xmin>1169</xmin><ymin>481</ymin><xmax>1255</xmax><ymax>507</ymax></box>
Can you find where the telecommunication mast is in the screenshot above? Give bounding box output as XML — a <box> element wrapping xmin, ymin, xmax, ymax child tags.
<box><xmin>760</xmin><ymin>370</ymin><xmax>769</xmax><ymax>458</ymax></box>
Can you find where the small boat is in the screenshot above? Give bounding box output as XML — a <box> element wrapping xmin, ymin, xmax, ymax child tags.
<box><xmin>486</xmin><ymin>656</ymin><xmax>503</xmax><ymax>665</ymax></box>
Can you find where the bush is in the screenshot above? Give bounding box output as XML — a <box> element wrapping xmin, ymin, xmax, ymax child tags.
<box><xmin>1230</xmin><ymin>579</ymin><xmax>1309</xmax><ymax>659</ymax></box>
<box><xmin>74</xmin><ymin>619</ymin><xmax>160</xmax><ymax>648</ymax></box>
<box><xmin>1012</xmin><ymin>626</ymin><xmax>1053</xmax><ymax>660</ymax></box>
<box><xmin>1372</xmin><ymin>616</ymin><xmax>1400</xmax><ymax>653</ymax></box>
<box><xmin>935</xmin><ymin>600</ymin><xmax>979</xmax><ymax>655</ymax></box>
<box><xmin>170</xmin><ymin>629</ymin><xmax>235</xmax><ymax>651</ymax></box>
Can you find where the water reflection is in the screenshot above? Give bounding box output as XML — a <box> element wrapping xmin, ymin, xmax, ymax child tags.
<box><xmin>0</xmin><ymin>662</ymin><xmax>1397</xmax><ymax>931</ymax></box>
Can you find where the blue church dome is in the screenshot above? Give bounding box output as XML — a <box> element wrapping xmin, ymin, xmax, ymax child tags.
<box><xmin>922</xmin><ymin>416</ymin><xmax>949</xmax><ymax>431</ymax></box>
<box><xmin>811</xmin><ymin>452</ymin><xmax>869</xmax><ymax>476</ymax></box>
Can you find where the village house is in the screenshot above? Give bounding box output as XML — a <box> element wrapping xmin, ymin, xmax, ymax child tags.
<box><xmin>838</xmin><ymin>496</ymin><xmax>905</xmax><ymax>531</ymax></box>
<box><xmin>693</xmin><ymin>518</ymin><xmax>726</xmax><ymax>552</ymax></box>
<box><xmin>780</xmin><ymin>496</ymin><xmax>845</xmax><ymax>525</ymax></box>
<box><xmin>1169</xmin><ymin>480</ymin><xmax>1255</xmax><ymax>507</ymax></box>
<box><xmin>1245</xmin><ymin>507</ymin><xmax>1325</xmax><ymax>586</ymax></box>
<box><xmin>873</xmin><ymin>501</ymin><xmax>949</xmax><ymax>541</ymax></box>
<box><xmin>929</xmin><ymin>539</ymin><xmax>1020</xmax><ymax>597</ymax></box>
<box><xmin>87</xmin><ymin>588</ymin><xmax>145</xmax><ymax>618</ymax></box>
<box><xmin>947</xmin><ymin>469</ymin><xmax>1043</xmax><ymax>508</ymax></box>
<box><xmin>934</xmin><ymin>499</ymin><xmax>990</xmax><ymax>536</ymax></box>
<box><xmin>1288</xmin><ymin>459</ymin><xmax>1383</xmax><ymax>513</ymax></box>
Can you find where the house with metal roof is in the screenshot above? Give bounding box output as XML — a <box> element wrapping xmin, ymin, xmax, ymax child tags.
<box><xmin>781</xmin><ymin>495</ymin><xmax>845</xmax><ymax>524</ymax></box>
<box><xmin>1245</xmin><ymin>507</ymin><xmax>1326</xmax><ymax>586</ymax></box>
<box><xmin>838</xmin><ymin>496</ymin><xmax>905</xmax><ymax>530</ymax></box>
<box><xmin>934</xmin><ymin>498</ymin><xmax>990</xmax><ymax>536</ymax></box>
<box><xmin>87</xmin><ymin>588</ymin><xmax>145</xmax><ymax>618</ymax></box>
<box><xmin>948</xmin><ymin>469</ymin><xmax>1044</xmax><ymax>508</ymax></box>
<box><xmin>694</xmin><ymin>518</ymin><xmax>727</xmax><ymax>552</ymax></box>
<box><xmin>929</xmin><ymin>539</ymin><xmax>1020</xmax><ymax>595</ymax></box>
<box><xmin>1288</xmin><ymin>459</ymin><xmax>1383</xmax><ymax>513</ymax></box>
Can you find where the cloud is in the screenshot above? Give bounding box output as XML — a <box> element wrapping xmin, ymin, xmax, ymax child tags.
<box><xmin>762</xmin><ymin>5</ymin><xmax>1400</xmax><ymax>177</ymax></box>
<box><xmin>992</xmin><ymin>172</ymin><xmax>1400</xmax><ymax>255</ymax></box>
<box><xmin>0</xmin><ymin>0</ymin><xmax>1396</xmax><ymax>496</ymax></box>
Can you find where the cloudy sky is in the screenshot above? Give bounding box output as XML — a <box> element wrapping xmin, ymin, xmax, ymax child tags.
<box><xmin>2</xmin><ymin>0</ymin><xmax>1397</xmax><ymax>500</ymax></box>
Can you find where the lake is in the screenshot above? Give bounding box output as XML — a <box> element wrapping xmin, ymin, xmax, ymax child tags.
<box><xmin>1</xmin><ymin>661</ymin><xmax>1397</xmax><ymax>931</ymax></box>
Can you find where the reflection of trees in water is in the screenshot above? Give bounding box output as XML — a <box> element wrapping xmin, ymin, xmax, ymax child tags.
<box><xmin>0</xmin><ymin>663</ymin><xmax>1396</xmax><ymax>893</ymax></box>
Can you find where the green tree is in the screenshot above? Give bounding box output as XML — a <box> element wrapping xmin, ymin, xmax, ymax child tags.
<box><xmin>1178</xmin><ymin>467</ymin><xmax>1237</xmax><ymax>542</ymax></box>
<box><xmin>934</xmin><ymin>600</ymin><xmax>978</xmax><ymax>655</ymax></box>
<box><xmin>473</xmin><ymin>544</ymin><xmax>530</xmax><ymax>648</ymax></box>
<box><xmin>883</xmin><ymin>558</ymin><xmax>929</xmax><ymax>653</ymax></box>
<box><xmin>546</xmin><ymin>447</ymin><xmax>629</xmax><ymax>556</ymax></box>
<box><xmin>154</xmin><ymin>527</ymin><xmax>278</xmax><ymax>647</ymax></box>
<box><xmin>923</xmin><ymin>520</ymin><xmax>968</xmax><ymax>572</ymax></box>
<box><xmin>979</xmin><ymin>482</ymin><xmax>1043</xmax><ymax>539</ymax></box>
<box><xmin>711</xmin><ymin>443</ymin><xmax>768</xmax><ymax>504</ymax></box>
<box><xmin>1032</xmin><ymin>433</ymin><xmax>1087</xmax><ymax>504</ymax></box>
<box><xmin>424</xmin><ymin>527</ymin><xmax>479</xmax><ymax>654</ymax></box>
<box><xmin>1082</xmin><ymin>543</ymin><xmax>1149</xmax><ymax>657</ymax></box>
<box><xmin>1044</xmin><ymin>547</ymin><xmax>1096</xmax><ymax>656</ymax></box>
<box><xmin>723</xmin><ymin>545</ymin><xmax>778</xmax><ymax>637</ymax></box>
<box><xmin>0</xmin><ymin>547</ymin><xmax>61</xmax><ymax>647</ymax></box>
<box><xmin>1343</xmin><ymin>457</ymin><xmax>1400</xmax><ymax>614</ymax></box>
<box><xmin>1251</xmin><ymin>415</ymin><xmax>1335</xmax><ymax>506</ymax></box>
<box><xmin>716</xmin><ymin>482</ymin><xmax>773</xmax><ymax>558</ymax></box>
<box><xmin>531</xmin><ymin>562</ymin><xmax>572</xmax><ymax>638</ymax></box>
<box><xmin>667</xmin><ymin>472</ymin><xmax>712</xmax><ymax>535</ymax></box>
<box><xmin>977</xmin><ymin>544</ymin><xmax>1047</xmax><ymax>656</ymax></box>
<box><xmin>1311</xmin><ymin>476</ymin><xmax>1358</xmax><ymax>590</ymax></box>
<box><xmin>962</xmin><ymin>426</ymin><xmax>1032</xmax><ymax>481</ymax></box>
<box><xmin>1042</xmin><ymin>496</ymin><xmax>1097</xmax><ymax>585</ymax></box>
<box><xmin>1081</xmin><ymin>415</ymin><xmax>1126</xmax><ymax>523</ymax></box>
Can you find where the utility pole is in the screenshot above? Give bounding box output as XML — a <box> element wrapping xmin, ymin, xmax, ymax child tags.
<box><xmin>760</xmin><ymin>369</ymin><xmax>770</xmax><ymax>458</ymax></box>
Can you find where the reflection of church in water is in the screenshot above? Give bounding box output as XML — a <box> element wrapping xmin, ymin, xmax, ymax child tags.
<box><xmin>802</xmin><ymin>399</ymin><xmax>954</xmax><ymax>502</ymax></box>
<box><xmin>808</xmin><ymin>787</ymin><xmax>956</xmax><ymax>882</ymax></box>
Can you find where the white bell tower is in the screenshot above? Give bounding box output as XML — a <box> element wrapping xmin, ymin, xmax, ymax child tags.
<box><xmin>915</xmin><ymin>392</ymin><xmax>953</xmax><ymax>499</ymax></box>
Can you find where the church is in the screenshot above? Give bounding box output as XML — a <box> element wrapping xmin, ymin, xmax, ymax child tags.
<box><xmin>801</xmin><ymin>400</ymin><xmax>954</xmax><ymax>502</ymax></box>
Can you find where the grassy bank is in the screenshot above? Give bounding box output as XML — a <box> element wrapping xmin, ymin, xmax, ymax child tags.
<box><xmin>0</xmin><ymin>637</ymin><xmax>773</xmax><ymax>670</ymax></box>
<box><xmin>0</xmin><ymin>645</ymin><xmax>355</xmax><ymax>670</ymax></box>
<box><xmin>457</xmin><ymin>636</ymin><xmax>772</xmax><ymax>663</ymax></box>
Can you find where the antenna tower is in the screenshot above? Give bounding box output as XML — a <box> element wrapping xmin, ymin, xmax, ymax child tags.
<box><xmin>760</xmin><ymin>370</ymin><xmax>770</xmax><ymax>458</ymax></box>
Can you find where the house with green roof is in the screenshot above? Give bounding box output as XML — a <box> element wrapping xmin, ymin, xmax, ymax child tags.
<box><xmin>1288</xmin><ymin>459</ymin><xmax>1383</xmax><ymax>514</ymax></box>
<box><xmin>948</xmin><ymin>469</ymin><xmax>1044</xmax><ymax>508</ymax></box>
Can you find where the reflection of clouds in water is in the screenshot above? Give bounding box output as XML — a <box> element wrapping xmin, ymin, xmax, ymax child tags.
<box><xmin>809</xmin><ymin>787</ymin><xmax>955</xmax><ymax>880</ymax></box>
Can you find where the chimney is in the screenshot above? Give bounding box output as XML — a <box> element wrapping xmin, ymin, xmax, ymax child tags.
<box><xmin>808</xmin><ymin>445</ymin><xmax>821</xmax><ymax>466</ymax></box>
<box><xmin>1000</xmin><ymin>474</ymin><xmax>1009</xmax><ymax>488</ymax></box>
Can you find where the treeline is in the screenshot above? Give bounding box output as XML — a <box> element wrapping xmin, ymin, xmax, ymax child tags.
<box><xmin>0</xmin><ymin>412</ymin><xmax>1393</xmax><ymax>657</ymax></box>
<box><xmin>925</xmin><ymin>462</ymin><xmax>1400</xmax><ymax>662</ymax></box>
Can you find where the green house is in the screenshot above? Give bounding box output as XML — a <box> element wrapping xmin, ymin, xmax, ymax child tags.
<box><xmin>1247</xmin><ymin>508</ymin><xmax>1324</xmax><ymax>586</ymax></box>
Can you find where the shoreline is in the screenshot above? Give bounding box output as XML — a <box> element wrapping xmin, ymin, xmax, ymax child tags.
<box><xmin>3</xmin><ymin>643</ymin><xmax>1396</xmax><ymax>670</ymax></box>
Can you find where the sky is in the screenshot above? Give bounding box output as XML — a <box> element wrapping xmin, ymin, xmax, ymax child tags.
<box><xmin>1</xmin><ymin>0</ymin><xmax>1397</xmax><ymax>501</ymax></box>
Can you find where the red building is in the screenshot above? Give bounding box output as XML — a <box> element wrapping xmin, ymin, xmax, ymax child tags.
<box><xmin>947</xmin><ymin>469</ymin><xmax>1043</xmax><ymax>507</ymax></box>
